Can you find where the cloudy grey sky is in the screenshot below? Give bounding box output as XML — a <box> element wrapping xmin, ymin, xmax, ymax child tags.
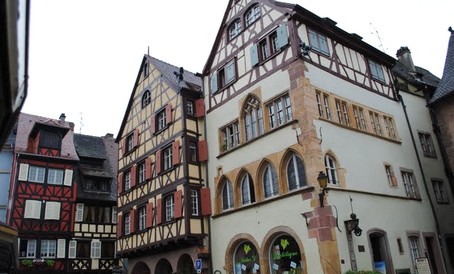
<box><xmin>22</xmin><ymin>0</ymin><xmax>453</xmax><ymax>138</ymax></box>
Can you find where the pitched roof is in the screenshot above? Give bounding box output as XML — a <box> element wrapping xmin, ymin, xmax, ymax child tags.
<box><xmin>74</xmin><ymin>133</ymin><xmax>106</xmax><ymax>159</ymax></box>
<box><xmin>430</xmin><ymin>29</ymin><xmax>454</xmax><ymax>104</ymax></box>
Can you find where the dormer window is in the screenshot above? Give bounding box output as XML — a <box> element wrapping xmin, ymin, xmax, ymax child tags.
<box><xmin>229</xmin><ymin>19</ymin><xmax>242</xmax><ymax>40</ymax></box>
<box><xmin>40</xmin><ymin>130</ymin><xmax>61</xmax><ymax>150</ymax></box>
<box><xmin>245</xmin><ymin>4</ymin><xmax>260</xmax><ymax>26</ymax></box>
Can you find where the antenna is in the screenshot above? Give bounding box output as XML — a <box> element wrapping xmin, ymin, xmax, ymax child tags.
<box><xmin>370</xmin><ymin>23</ymin><xmax>386</xmax><ymax>52</ymax></box>
<box><xmin>79</xmin><ymin>112</ymin><xmax>84</xmax><ymax>134</ymax></box>
<box><xmin>147</xmin><ymin>46</ymin><xmax>150</xmax><ymax>55</ymax></box>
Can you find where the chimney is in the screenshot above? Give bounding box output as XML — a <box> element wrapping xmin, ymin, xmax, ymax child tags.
<box><xmin>396</xmin><ymin>47</ymin><xmax>416</xmax><ymax>73</ymax></box>
<box><xmin>59</xmin><ymin>113</ymin><xmax>66</xmax><ymax>124</ymax></box>
<box><xmin>105</xmin><ymin>133</ymin><xmax>114</xmax><ymax>139</ymax></box>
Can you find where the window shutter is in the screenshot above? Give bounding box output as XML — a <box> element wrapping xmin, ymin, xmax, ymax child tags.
<box><xmin>172</xmin><ymin>140</ymin><xmax>180</xmax><ymax>166</ymax></box>
<box><xmin>200</xmin><ymin>188</ymin><xmax>212</xmax><ymax>216</ymax></box>
<box><xmin>165</xmin><ymin>104</ymin><xmax>172</xmax><ymax>125</ymax></box>
<box><xmin>121</xmin><ymin>139</ymin><xmax>126</xmax><ymax>156</ymax></box>
<box><xmin>25</xmin><ymin>200</ymin><xmax>41</xmax><ymax>219</ymax></box>
<box><xmin>145</xmin><ymin>157</ymin><xmax>152</xmax><ymax>180</ymax></box>
<box><xmin>155</xmin><ymin>151</ymin><xmax>162</xmax><ymax>174</ymax></box>
<box><xmin>76</xmin><ymin>203</ymin><xmax>84</xmax><ymax>222</ymax></box>
<box><xmin>226</xmin><ymin>60</ymin><xmax>236</xmax><ymax>83</ymax></box>
<box><xmin>250</xmin><ymin>44</ymin><xmax>259</xmax><ymax>67</ymax></box>
<box><xmin>117</xmin><ymin>215</ymin><xmax>123</xmax><ymax>237</ymax></box>
<box><xmin>174</xmin><ymin>190</ymin><xmax>183</xmax><ymax>218</ymax></box>
<box><xmin>210</xmin><ymin>72</ymin><xmax>218</xmax><ymax>94</ymax></box>
<box><xmin>391</xmin><ymin>176</ymin><xmax>398</xmax><ymax>186</ymax></box>
<box><xmin>90</xmin><ymin>240</ymin><xmax>101</xmax><ymax>259</ymax></box>
<box><xmin>133</xmin><ymin>129</ymin><xmax>139</xmax><ymax>148</ymax></box>
<box><xmin>45</xmin><ymin>201</ymin><xmax>61</xmax><ymax>220</ymax></box>
<box><xmin>18</xmin><ymin>163</ymin><xmax>29</xmax><ymax>181</ymax></box>
<box><xmin>130</xmin><ymin>208</ymin><xmax>136</xmax><ymax>233</ymax></box>
<box><xmin>198</xmin><ymin>140</ymin><xmax>208</xmax><ymax>162</ymax></box>
<box><xmin>130</xmin><ymin>164</ymin><xmax>137</xmax><ymax>188</ymax></box>
<box><xmin>63</xmin><ymin>169</ymin><xmax>73</xmax><ymax>186</ymax></box>
<box><xmin>149</xmin><ymin>116</ymin><xmax>156</xmax><ymax>135</ymax></box>
<box><xmin>68</xmin><ymin>240</ymin><xmax>77</xmax><ymax>258</ymax></box>
<box><xmin>146</xmin><ymin>203</ymin><xmax>154</xmax><ymax>228</ymax></box>
<box><xmin>156</xmin><ymin>199</ymin><xmax>162</xmax><ymax>225</ymax></box>
<box><xmin>195</xmin><ymin>98</ymin><xmax>205</xmax><ymax>118</ymax></box>
<box><xmin>57</xmin><ymin>239</ymin><xmax>66</xmax><ymax>258</ymax></box>
<box><xmin>276</xmin><ymin>24</ymin><xmax>289</xmax><ymax>49</ymax></box>
<box><xmin>118</xmin><ymin>173</ymin><xmax>123</xmax><ymax>194</ymax></box>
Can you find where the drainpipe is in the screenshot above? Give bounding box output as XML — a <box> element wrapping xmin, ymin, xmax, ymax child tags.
<box><xmin>397</xmin><ymin>91</ymin><xmax>446</xmax><ymax>271</ymax></box>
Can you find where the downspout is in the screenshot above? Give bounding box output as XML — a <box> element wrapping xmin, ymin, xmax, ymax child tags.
<box><xmin>397</xmin><ymin>90</ymin><xmax>446</xmax><ymax>270</ymax></box>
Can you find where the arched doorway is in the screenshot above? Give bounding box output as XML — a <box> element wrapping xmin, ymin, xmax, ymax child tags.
<box><xmin>233</xmin><ymin>240</ymin><xmax>260</xmax><ymax>274</ymax></box>
<box><xmin>155</xmin><ymin>258</ymin><xmax>173</xmax><ymax>274</ymax></box>
<box><xmin>177</xmin><ymin>253</ymin><xmax>196</xmax><ymax>274</ymax></box>
<box><xmin>369</xmin><ymin>231</ymin><xmax>393</xmax><ymax>274</ymax></box>
<box><xmin>131</xmin><ymin>262</ymin><xmax>150</xmax><ymax>274</ymax></box>
<box><xmin>268</xmin><ymin>234</ymin><xmax>303</xmax><ymax>274</ymax></box>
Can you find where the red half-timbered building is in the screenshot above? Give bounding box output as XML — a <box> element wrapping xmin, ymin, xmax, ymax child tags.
<box><xmin>8</xmin><ymin>113</ymin><xmax>78</xmax><ymax>274</ymax></box>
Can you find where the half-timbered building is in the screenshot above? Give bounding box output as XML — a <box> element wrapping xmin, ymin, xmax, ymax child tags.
<box><xmin>116</xmin><ymin>56</ymin><xmax>210</xmax><ymax>274</ymax></box>
<box><xmin>72</xmin><ymin>133</ymin><xmax>118</xmax><ymax>273</ymax></box>
<box><xmin>8</xmin><ymin>113</ymin><xmax>78</xmax><ymax>274</ymax></box>
<box><xmin>202</xmin><ymin>1</ymin><xmax>447</xmax><ymax>274</ymax></box>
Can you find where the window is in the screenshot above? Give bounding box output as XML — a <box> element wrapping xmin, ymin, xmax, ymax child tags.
<box><xmin>385</xmin><ymin>165</ymin><xmax>397</xmax><ymax>186</ymax></box>
<box><xmin>401</xmin><ymin>170</ymin><xmax>419</xmax><ymax>198</ymax></box>
<box><xmin>221</xmin><ymin>121</ymin><xmax>240</xmax><ymax>152</ymax></box>
<box><xmin>418</xmin><ymin>132</ymin><xmax>436</xmax><ymax>158</ymax></box>
<box><xmin>138</xmin><ymin>161</ymin><xmax>146</xmax><ymax>184</ymax></box>
<box><xmin>267</xmin><ymin>94</ymin><xmax>292</xmax><ymax>129</ymax></box>
<box><xmin>325</xmin><ymin>155</ymin><xmax>339</xmax><ymax>185</ymax></box>
<box><xmin>28</xmin><ymin>166</ymin><xmax>45</xmax><ymax>183</ymax></box>
<box><xmin>41</xmin><ymin>240</ymin><xmax>56</xmax><ymax>258</ymax></box>
<box><xmin>19</xmin><ymin>239</ymin><xmax>36</xmax><ymax>258</ymax></box>
<box><xmin>84</xmin><ymin>178</ymin><xmax>110</xmax><ymax>192</ymax></box>
<box><xmin>352</xmin><ymin>106</ymin><xmax>367</xmax><ymax>131</ymax></box>
<box><xmin>335</xmin><ymin>100</ymin><xmax>343</xmax><ymax>124</ymax></box>
<box><xmin>90</xmin><ymin>240</ymin><xmax>101</xmax><ymax>259</ymax></box>
<box><xmin>287</xmin><ymin>153</ymin><xmax>307</xmax><ymax>190</ymax></box>
<box><xmin>263</xmin><ymin>163</ymin><xmax>278</xmax><ymax>198</ymax></box>
<box><xmin>76</xmin><ymin>203</ymin><xmax>84</xmax><ymax>222</ymax></box>
<box><xmin>126</xmin><ymin>132</ymin><xmax>134</xmax><ymax>153</ymax></box>
<box><xmin>369</xmin><ymin>59</ymin><xmax>385</xmax><ymax>82</ymax></box>
<box><xmin>234</xmin><ymin>241</ymin><xmax>260</xmax><ymax>274</ymax></box>
<box><xmin>241</xmin><ymin>173</ymin><xmax>255</xmax><ymax>205</ymax></box>
<box><xmin>243</xmin><ymin>96</ymin><xmax>264</xmax><ymax>141</ymax></box>
<box><xmin>39</xmin><ymin>130</ymin><xmax>61</xmax><ymax>150</ymax></box>
<box><xmin>229</xmin><ymin>19</ymin><xmax>242</xmax><ymax>40</ymax></box>
<box><xmin>186</xmin><ymin>100</ymin><xmax>194</xmax><ymax>116</ymax></box>
<box><xmin>24</xmin><ymin>200</ymin><xmax>41</xmax><ymax>219</ymax></box>
<box><xmin>211</xmin><ymin>59</ymin><xmax>236</xmax><ymax>94</ymax></box>
<box><xmin>76</xmin><ymin>241</ymin><xmax>90</xmax><ymax>258</ymax></box>
<box><xmin>68</xmin><ymin>240</ymin><xmax>76</xmax><ymax>258</ymax></box>
<box><xmin>142</xmin><ymin>90</ymin><xmax>151</xmax><ymax>108</ymax></box>
<box><xmin>408</xmin><ymin>236</ymin><xmax>421</xmax><ymax>267</ymax></box>
<box><xmin>112</xmin><ymin>206</ymin><xmax>117</xmax><ymax>223</ymax></box>
<box><xmin>245</xmin><ymin>3</ymin><xmax>260</xmax><ymax>26</ymax></box>
<box><xmin>123</xmin><ymin>213</ymin><xmax>131</xmax><ymax>235</ymax></box>
<box><xmin>101</xmin><ymin>241</ymin><xmax>115</xmax><ymax>258</ymax></box>
<box><xmin>157</xmin><ymin>109</ymin><xmax>167</xmax><ymax>131</ymax></box>
<box><xmin>188</xmin><ymin>140</ymin><xmax>198</xmax><ymax>163</ymax></box>
<box><xmin>308</xmin><ymin>29</ymin><xmax>329</xmax><ymax>55</ymax></box>
<box><xmin>138</xmin><ymin>206</ymin><xmax>146</xmax><ymax>230</ymax></box>
<box><xmin>369</xmin><ymin>111</ymin><xmax>383</xmax><ymax>136</ymax></box>
<box><xmin>432</xmin><ymin>179</ymin><xmax>448</xmax><ymax>203</ymax></box>
<box><xmin>383</xmin><ymin>116</ymin><xmax>396</xmax><ymax>139</ymax></box>
<box><xmin>47</xmin><ymin>168</ymin><xmax>64</xmax><ymax>185</ymax></box>
<box><xmin>191</xmin><ymin>189</ymin><xmax>199</xmax><ymax>215</ymax></box>
<box><xmin>44</xmin><ymin>201</ymin><xmax>61</xmax><ymax>220</ymax></box>
<box><xmin>222</xmin><ymin>179</ymin><xmax>234</xmax><ymax>210</ymax></box>
<box><xmin>163</xmin><ymin>145</ymin><xmax>173</xmax><ymax>171</ymax></box>
<box><xmin>164</xmin><ymin>195</ymin><xmax>174</xmax><ymax>222</ymax></box>
<box><xmin>251</xmin><ymin>26</ymin><xmax>288</xmax><ymax>65</ymax></box>
<box><xmin>143</xmin><ymin>61</ymin><xmax>149</xmax><ymax>78</ymax></box>
<box><xmin>124</xmin><ymin>170</ymin><xmax>131</xmax><ymax>192</ymax></box>
<box><xmin>341</xmin><ymin>101</ymin><xmax>350</xmax><ymax>126</ymax></box>
<box><xmin>80</xmin><ymin>205</ymin><xmax>113</xmax><ymax>223</ymax></box>
<box><xmin>323</xmin><ymin>95</ymin><xmax>331</xmax><ymax>120</ymax></box>
<box><xmin>316</xmin><ymin>92</ymin><xmax>324</xmax><ymax>117</ymax></box>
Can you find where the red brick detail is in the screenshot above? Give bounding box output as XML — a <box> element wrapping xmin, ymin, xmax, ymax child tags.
<box><xmin>318</xmin><ymin>227</ymin><xmax>333</xmax><ymax>241</ymax></box>
<box><xmin>302</xmin><ymin>191</ymin><xmax>312</xmax><ymax>201</ymax></box>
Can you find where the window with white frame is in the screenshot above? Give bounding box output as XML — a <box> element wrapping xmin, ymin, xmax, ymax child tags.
<box><xmin>222</xmin><ymin>179</ymin><xmax>234</xmax><ymax>210</ymax></box>
<box><xmin>325</xmin><ymin>155</ymin><xmax>339</xmax><ymax>185</ymax></box>
<box><xmin>19</xmin><ymin>239</ymin><xmax>36</xmax><ymax>258</ymax></box>
<box><xmin>408</xmin><ymin>236</ymin><xmax>421</xmax><ymax>268</ymax></box>
<box><xmin>229</xmin><ymin>19</ymin><xmax>242</xmax><ymax>40</ymax></box>
<box><xmin>44</xmin><ymin>201</ymin><xmax>61</xmax><ymax>220</ymax></box>
<box><xmin>142</xmin><ymin>90</ymin><xmax>151</xmax><ymax>108</ymax></box>
<box><xmin>401</xmin><ymin>170</ymin><xmax>419</xmax><ymax>198</ymax></box>
<box><xmin>263</xmin><ymin>163</ymin><xmax>278</xmax><ymax>198</ymax></box>
<box><xmin>369</xmin><ymin>111</ymin><xmax>383</xmax><ymax>136</ymax></box>
<box><xmin>418</xmin><ymin>132</ymin><xmax>436</xmax><ymax>158</ymax></box>
<box><xmin>308</xmin><ymin>29</ymin><xmax>329</xmax><ymax>55</ymax></box>
<box><xmin>138</xmin><ymin>161</ymin><xmax>146</xmax><ymax>184</ymax></box>
<box><xmin>124</xmin><ymin>170</ymin><xmax>131</xmax><ymax>192</ymax></box>
<box><xmin>126</xmin><ymin>132</ymin><xmax>134</xmax><ymax>153</ymax></box>
<box><xmin>353</xmin><ymin>105</ymin><xmax>367</xmax><ymax>131</ymax></box>
<box><xmin>164</xmin><ymin>194</ymin><xmax>174</xmax><ymax>222</ymax></box>
<box><xmin>157</xmin><ymin>108</ymin><xmax>167</xmax><ymax>131</ymax></box>
<box><xmin>28</xmin><ymin>166</ymin><xmax>45</xmax><ymax>183</ymax></box>
<box><xmin>369</xmin><ymin>59</ymin><xmax>385</xmax><ymax>82</ymax></box>
<box><xmin>138</xmin><ymin>205</ymin><xmax>146</xmax><ymax>230</ymax></box>
<box><xmin>245</xmin><ymin>3</ymin><xmax>260</xmax><ymax>26</ymax></box>
<box><xmin>163</xmin><ymin>146</ymin><xmax>173</xmax><ymax>171</ymax></box>
<box><xmin>76</xmin><ymin>203</ymin><xmax>84</xmax><ymax>222</ymax></box>
<box><xmin>287</xmin><ymin>153</ymin><xmax>307</xmax><ymax>190</ymax></box>
<box><xmin>191</xmin><ymin>189</ymin><xmax>199</xmax><ymax>216</ymax></box>
<box><xmin>47</xmin><ymin>168</ymin><xmax>64</xmax><ymax>185</ymax></box>
<box><xmin>267</xmin><ymin>94</ymin><xmax>292</xmax><ymax>129</ymax></box>
<box><xmin>241</xmin><ymin>173</ymin><xmax>255</xmax><ymax>205</ymax></box>
<box><xmin>123</xmin><ymin>213</ymin><xmax>131</xmax><ymax>235</ymax></box>
<box><xmin>186</xmin><ymin>100</ymin><xmax>194</xmax><ymax>116</ymax></box>
<box><xmin>243</xmin><ymin>96</ymin><xmax>264</xmax><ymax>141</ymax></box>
<box><xmin>432</xmin><ymin>179</ymin><xmax>448</xmax><ymax>203</ymax></box>
<box><xmin>335</xmin><ymin>100</ymin><xmax>344</xmax><ymax>125</ymax></box>
<box><xmin>68</xmin><ymin>240</ymin><xmax>77</xmax><ymax>258</ymax></box>
<box><xmin>24</xmin><ymin>200</ymin><xmax>41</xmax><ymax>219</ymax></box>
<box><xmin>323</xmin><ymin>94</ymin><xmax>331</xmax><ymax>120</ymax></box>
<box><xmin>221</xmin><ymin>121</ymin><xmax>240</xmax><ymax>152</ymax></box>
<box><xmin>41</xmin><ymin>240</ymin><xmax>57</xmax><ymax>258</ymax></box>
<box><xmin>90</xmin><ymin>240</ymin><xmax>101</xmax><ymax>258</ymax></box>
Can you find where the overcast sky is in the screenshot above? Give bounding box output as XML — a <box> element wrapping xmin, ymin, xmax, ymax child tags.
<box><xmin>22</xmin><ymin>0</ymin><xmax>453</xmax><ymax>138</ymax></box>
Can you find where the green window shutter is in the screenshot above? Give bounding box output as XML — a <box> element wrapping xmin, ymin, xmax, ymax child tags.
<box><xmin>276</xmin><ymin>24</ymin><xmax>288</xmax><ymax>49</ymax></box>
<box><xmin>250</xmin><ymin>44</ymin><xmax>259</xmax><ymax>67</ymax></box>
<box><xmin>226</xmin><ymin>60</ymin><xmax>236</xmax><ymax>84</ymax></box>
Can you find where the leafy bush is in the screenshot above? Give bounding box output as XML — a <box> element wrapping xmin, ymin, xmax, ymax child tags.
<box><xmin>21</xmin><ymin>259</ymin><xmax>33</xmax><ymax>268</ymax></box>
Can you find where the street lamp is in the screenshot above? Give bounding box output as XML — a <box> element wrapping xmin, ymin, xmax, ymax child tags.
<box><xmin>317</xmin><ymin>171</ymin><xmax>328</xmax><ymax>207</ymax></box>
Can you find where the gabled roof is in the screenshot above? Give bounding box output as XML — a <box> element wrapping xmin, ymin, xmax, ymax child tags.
<box><xmin>116</xmin><ymin>54</ymin><xmax>202</xmax><ymax>142</ymax></box>
<box><xmin>74</xmin><ymin>133</ymin><xmax>107</xmax><ymax>160</ymax></box>
<box><xmin>430</xmin><ymin>29</ymin><xmax>454</xmax><ymax>104</ymax></box>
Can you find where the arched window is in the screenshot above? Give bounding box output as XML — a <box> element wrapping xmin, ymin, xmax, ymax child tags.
<box><xmin>241</xmin><ymin>173</ymin><xmax>255</xmax><ymax>205</ymax></box>
<box><xmin>263</xmin><ymin>163</ymin><xmax>278</xmax><ymax>198</ymax></box>
<box><xmin>325</xmin><ymin>154</ymin><xmax>339</xmax><ymax>185</ymax></box>
<box><xmin>142</xmin><ymin>90</ymin><xmax>151</xmax><ymax>108</ymax></box>
<box><xmin>245</xmin><ymin>4</ymin><xmax>260</xmax><ymax>26</ymax></box>
<box><xmin>287</xmin><ymin>153</ymin><xmax>307</xmax><ymax>190</ymax></box>
<box><xmin>222</xmin><ymin>179</ymin><xmax>234</xmax><ymax>210</ymax></box>
<box><xmin>228</xmin><ymin>19</ymin><xmax>242</xmax><ymax>40</ymax></box>
<box><xmin>269</xmin><ymin>235</ymin><xmax>303</xmax><ymax>274</ymax></box>
<box><xmin>243</xmin><ymin>96</ymin><xmax>264</xmax><ymax>141</ymax></box>
<box><xmin>233</xmin><ymin>241</ymin><xmax>259</xmax><ymax>274</ymax></box>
